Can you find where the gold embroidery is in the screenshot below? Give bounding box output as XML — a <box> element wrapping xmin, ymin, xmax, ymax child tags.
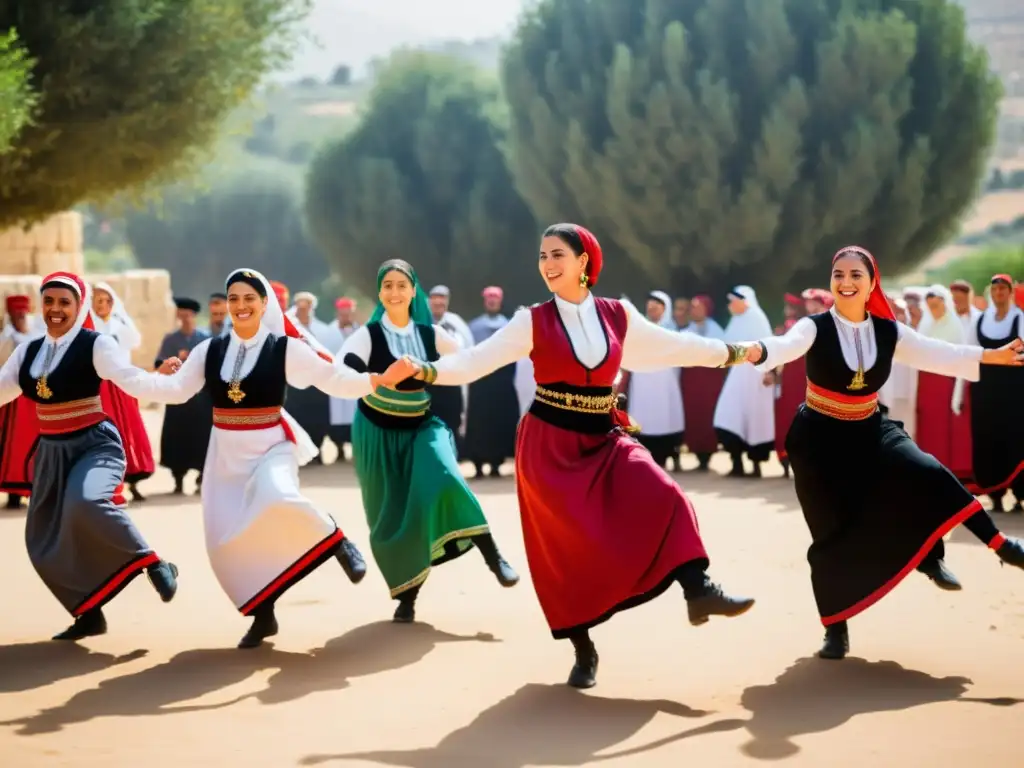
<box><xmin>226</xmin><ymin>380</ymin><xmax>245</xmax><ymax>404</ymax></box>
<box><xmin>533</xmin><ymin>385</ymin><xmax>616</xmax><ymax>413</ymax></box>
<box><xmin>36</xmin><ymin>396</ymin><xmax>103</xmax><ymax>420</ymax></box>
<box><xmin>35</xmin><ymin>377</ymin><xmax>52</xmax><ymax>399</ymax></box>
<box><xmin>213</xmin><ymin>408</ymin><xmax>281</xmax><ymax>426</ymax></box>
<box><xmin>389</xmin><ymin>525</ymin><xmax>492</xmax><ymax>597</ymax></box>
<box><xmin>360</xmin><ymin>397</ymin><xmax>428</xmax><ymax>418</ymax></box>
<box><xmin>804</xmin><ymin>387</ymin><xmax>877</xmax><ymax>421</ymax></box>
<box><xmin>847</xmin><ymin>368</ymin><xmax>867</xmax><ymax>391</ymax></box>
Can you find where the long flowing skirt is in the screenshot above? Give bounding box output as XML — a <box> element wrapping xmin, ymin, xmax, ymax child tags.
<box><xmin>99</xmin><ymin>380</ymin><xmax>154</xmax><ymax>484</ymax></box>
<box><xmin>967</xmin><ymin>367</ymin><xmax>1024</xmax><ymax>495</ymax></box>
<box><xmin>27</xmin><ymin>420</ymin><xmax>159</xmax><ymax>615</ymax></box>
<box><xmin>786</xmin><ymin>406</ymin><xmax>981</xmax><ymax>626</ymax></box>
<box><xmin>915</xmin><ymin>373</ymin><xmax>973</xmax><ymax>483</ymax></box>
<box><xmin>681</xmin><ymin>367</ymin><xmax>725</xmax><ymax>456</ymax></box>
<box><xmin>773</xmin><ymin>357</ymin><xmax>806</xmax><ymax>462</ymax></box>
<box><xmin>351</xmin><ymin>410</ymin><xmax>489</xmax><ymax>597</ymax></box>
<box><xmin>515</xmin><ymin>413</ymin><xmax>709</xmax><ymax>638</ymax></box>
<box><xmin>0</xmin><ymin>396</ymin><xmax>39</xmax><ymax>495</ymax></box>
<box><xmin>159</xmin><ymin>392</ymin><xmax>213</xmax><ymax>475</ymax></box>
<box><xmin>201</xmin><ymin>424</ymin><xmax>343</xmax><ymax>614</ymax></box>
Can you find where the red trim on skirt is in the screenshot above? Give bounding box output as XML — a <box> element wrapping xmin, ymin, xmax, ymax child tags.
<box><xmin>239</xmin><ymin>528</ymin><xmax>345</xmax><ymax>615</ymax></box>
<box><xmin>964</xmin><ymin>459</ymin><xmax>1024</xmax><ymax>496</ymax></box>
<box><xmin>73</xmin><ymin>551</ymin><xmax>160</xmax><ymax>616</ymax></box>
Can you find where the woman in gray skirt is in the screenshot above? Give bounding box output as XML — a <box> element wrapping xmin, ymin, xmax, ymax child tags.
<box><xmin>0</xmin><ymin>271</ymin><xmax>180</xmax><ymax>640</ymax></box>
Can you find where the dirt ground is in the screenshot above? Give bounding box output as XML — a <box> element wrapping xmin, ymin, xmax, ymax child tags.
<box><xmin>1</xmin><ymin>410</ymin><xmax>1023</xmax><ymax>767</ymax></box>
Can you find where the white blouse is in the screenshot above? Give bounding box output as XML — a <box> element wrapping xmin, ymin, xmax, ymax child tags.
<box><xmin>426</xmin><ymin>293</ymin><xmax>729</xmax><ymax>387</ymax></box>
<box><xmin>339</xmin><ymin>314</ymin><xmax>462</xmax><ymax>365</ymax></box>
<box><xmin>965</xmin><ymin>305</ymin><xmax>1023</xmax><ymax>346</ymax></box>
<box><xmin>756</xmin><ymin>308</ymin><xmax>983</xmax><ymax>382</ymax></box>
<box><xmin>93</xmin><ymin>314</ymin><xmax>142</xmax><ymax>352</ymax></box>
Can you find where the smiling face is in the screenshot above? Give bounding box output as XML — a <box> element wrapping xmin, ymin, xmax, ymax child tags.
<box><xmin>991</xmin><ymin>282</ymin><xmax>1012</xmax><ymax>309</ymax></box>
<box><xmin>42</xmin><ymin>287</ymin><xmax>79</xmax><ymax>337</ymax></box>
<box><xmin>378</xmin><ymin>270</ymin><xmax>414</xmax><ymax>320</ymax></box>
<box><xmin>538</xmin><ymin>235</ymin><xmax>587</xmax><ymax>294</ymax></box>
<box><xmin>926</xmin><ymin>294</ymin><xmax>946</xmax><ymax>321</ymax></box>
<box><xmin>727</xmin><ymin>296</ymin><xmax>747</xmax><ymax>315</ymax></box>
<box><xmin>645</xmin><ymin>298</ymin><xmax>666</xmax><ymax>323</ymax></box>
<box><xmin>830</xmin><ymin>253</ymin><xmax>875</xmax><ymax>315</ymax></box>
<box><xmin>92</xmin><ymin>289</ymin><xmax>112</xmax><ymax>320</ymax></box>
<box><xmin>226</xmin><ymin>282</ymin><xmax>267</xmax><ymax>335</ymax></box>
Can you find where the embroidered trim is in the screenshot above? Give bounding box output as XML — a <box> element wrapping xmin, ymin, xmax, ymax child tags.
<box><xmin>804</xmin><ymin>384</ymin><xmax>877</xmax><ymax>421</ymax></box>
<box><xmin>213</xmin><ymin>407</ymin><xmax>282</xmax><ymax>428</ymax></box>
<box><xmin>390</xmin><ymin>524</ymin><xmax>491</xmax><ymax>597</ymax></box>
<box><xmin>533</xmin><ymin>385</ymin><xmax>616</xmax><ymax>414</ymax></box>
<box><xmin>36</xmin><ymin>396</ymin><xmax>106</xmax><ymax>434</ymax></box>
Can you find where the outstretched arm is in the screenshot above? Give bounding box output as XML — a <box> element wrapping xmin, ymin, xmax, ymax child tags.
<box><xmin>289</xmin><ymin>336</ymin><xmax>411</xmax><ymax>397</ymax></box>
<box><xmin>92</xmin><ymin>335</ymin><xmax>206</xmax><ymax>404</ymax></box>
<box><xmin>893</xmin><ymin>324</ymin><xmax>1021</xmax><ymax>380</ymax></box>
<box><xmin>0</xmin><ymin>344</ymin><xmax>27</xmax><ymax>407</ymax></box>
<box><xmin>620</xmin><ymin>302</ymin><xmax>731</xmax><ymax>371</ymax></box>
<box><xmin>418</xmin><ymin>309</ymin><xmax>533</xmax><ymax>386</ymax></box>
<box><xmin>750</xmin><ymin>317</ymin><xmax>817</xmax><ymax>370</ymax></box>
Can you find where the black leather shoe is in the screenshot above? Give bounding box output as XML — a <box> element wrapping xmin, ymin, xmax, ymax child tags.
<box><xmin>238</xmin><ymin>609</ymin><xmax>278</xmax><ymax>649</ymax></box>
<box><xmin>818</xmin><ymin>623</ymin><xmax>849</xmax><ymax>660</ymax></box>
<box><xmin>996</xmin><ymin>537</ymin><xmax>1024</xmax><ymax>569</ymax></box>
<box><xmin>474</xmin><ymin>535</ymin><xmax>520</xmax><ymax>587</ymax></box>
<box><xmin>147</xmin><ymin>561</ymin><xmax>179</xmax><ymax>602</ymax></box>
<box><xmin>336</xmin><ymin>537</ymin><xmax>367</xmax><ymax>584</ymax></box>
<box><xmin>393</xmin><ymin>597</ymin><xmax>416</xmax><ymax>624</ymax></box>
<box><xmin>918</xmin><ymin>559</ymin><xmax>962</xmax><ymax>591</ymax></box>
<box><xmin>686</xmin><ymin>582</ymin><xmax>755</xmax><ymax>626</ymax></box>
<box><xmin>567</xmin><ymin>648</ymin><xmax>598</xmax><ymax>689</ymax></box>
<box><xmin>53</xmin><ymin>609</ymin><xmax>107</xmax><ymax>641</ymax></box>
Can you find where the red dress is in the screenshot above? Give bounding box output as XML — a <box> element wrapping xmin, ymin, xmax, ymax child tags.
<box><xmin>515</xmin><ymin>298</ymin><xmax>709</xmax><ymax>638</ymax></box>
<box><xmin>0</xmin><ymin>395</ymin><xmax>39</xmax><ymax>495</ymax></box>
<box><xmin>915</xmin><ymin>373</ymin><xmax>973</xmax><ymax>483</ymax></box>
<box><xmin>99</xmin><ymin>381</ymin><xmax>155</xmax><ymax>484</ymax></box>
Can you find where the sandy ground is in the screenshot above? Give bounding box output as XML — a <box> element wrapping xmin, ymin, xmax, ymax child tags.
<box><xmin>2</xmin><ymin>410</ymin><xmax>1024</xmax><ymax>768</ymax></box>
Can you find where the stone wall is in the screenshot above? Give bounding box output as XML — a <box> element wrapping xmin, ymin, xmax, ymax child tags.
<box><xmin>0</xmin><ymin>212</ymin><xmax>175</xmax><ymax>369</ymax></box>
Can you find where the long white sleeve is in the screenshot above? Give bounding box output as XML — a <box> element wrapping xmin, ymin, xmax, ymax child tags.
<box><xmin>0</xmin><ymin>344</ymin><xmax>26</xmax><ymax>406</ymax></box>
<box><xmin>754</xmin><ymin>316</ymin><xmax>817</xmax><ymax>371</ymax></box>
<box><xmin>431</xmin><ymin>308</ymin><xmax>533</xmax><ymax>386</ymax></box>
<box><xmin>620</xmin><ymin>302</ymin><xmax>729</xmax><ymax>371</ymax></box>
<box><xmin>894</xmin><ymin>325</ymin><xmax>982</xmax><ymax>382</ymax></box>
<box><xmin>93</xmin><ymin>334</ymin><xmax>207</xmax><ymax>404</ymax></box>
<box><xmin>286</xmin><ymin>337</ymin><xmax>374</xmax><ymax>398</ymax></box>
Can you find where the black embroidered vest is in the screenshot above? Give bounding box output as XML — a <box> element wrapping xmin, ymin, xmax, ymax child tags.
<box><xmin>976</xmin><ymin>312</ymin><xmax>1019</xmax><ymax>350</ymax></box>
<box><xmin>19</xmin><ymin>330</ymin><xmax>103</xmax><ymax>403</ymax></box>
<box><xmin>203</xmin><ymin>333</ymin><xmax>288</xmax><ymax>409</ymax></box>
<box><xmin>805</xmin><ymin>312</ymin><xmax>897</xmax><ymax>396</ymax></box>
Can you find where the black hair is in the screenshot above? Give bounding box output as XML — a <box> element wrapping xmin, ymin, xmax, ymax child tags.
<box><xmin>833</xmin><ymin>248</ymin><xmax>876</xmax><ymax>280</ymax></box>
<box><xmin>378</xmin><ymin>258</ymin><xmax>416</xmax><ymax>282</ymax></box>
<box><xmin>225</xmin><ymin>270</ymin><xmax>267</xmax><ymax>298</ymax></box>
<box><xmin>174</xmin><ymin>297</ymin><xmax>201</xmax><ymax>313</ymax></box>
<box><xmin>542</xmin><ymin>223</ymin><xmax>585</xmax><ymax>256</ymax></box>
<box><xmin>209</xmin><ymin>292</ymin><xmax>227</xmax><ymax>300</ymax></box>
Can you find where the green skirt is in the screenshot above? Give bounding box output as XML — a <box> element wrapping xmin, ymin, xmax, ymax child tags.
<box><xmin>351</xmin><ymin>408</ymin><xmax>490</xmax><ymax>597</ymax></box>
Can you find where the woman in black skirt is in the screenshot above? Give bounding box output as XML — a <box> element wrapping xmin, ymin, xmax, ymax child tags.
<box><xmin>743</xmin><ymin>246</ymin><xmax>1024</xmax><ymax>660</ymax></box>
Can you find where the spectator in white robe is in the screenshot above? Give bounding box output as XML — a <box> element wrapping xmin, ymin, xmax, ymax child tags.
<box><xmin>285</xmin><ymin>291</ymin><xmax>334</xmax><ymax>461</ymax></box>
<box><xmin>950</xmin><ymin>279</ymin><xmax>983</xmax><ymax>339</ymax></box>
<box><xmin>323</xmin><ymin>297</ymin><xmax>361</xmax><ymax>461</ymax></box>
<box><xmin>713</xmin><ymin>286</ymin><xmax>775</xmax><ymax>478</ymax></box>
<box><xmin>427</xmin><ymin>285</ymin><xmax>473</xmax><ymax>451</ymax></box>
<box><xmin>879</xmin><ymin>296</ymin><xmax>918</xmax><ymax>435</ymax></box>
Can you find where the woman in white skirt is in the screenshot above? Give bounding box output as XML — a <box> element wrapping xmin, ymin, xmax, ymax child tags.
<box><xmin>138</xmin><ymin>269</ymin><xmax>415</xmax><ymax>648</ymax></box>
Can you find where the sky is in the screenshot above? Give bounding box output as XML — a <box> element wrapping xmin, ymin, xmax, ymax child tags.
<box><xmin>282</xmin><ymin>0</ymin><xmax>530</xmax><ymax>80</ymax></box>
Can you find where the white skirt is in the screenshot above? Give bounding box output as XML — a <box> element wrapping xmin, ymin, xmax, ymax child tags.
<box><xmin>713</xmin><ymin>364</ymin><xmax>775</xmax><ymax>446</ymax></box>
<box><xmin>629</xmin><ymin>368</ymin><xmax>685</xmax><ymax>436</ymax></box>
<box><xmin>200</xmin><ymin>415</ymin><xmax>340</xmax><ymax>613</ymax></box>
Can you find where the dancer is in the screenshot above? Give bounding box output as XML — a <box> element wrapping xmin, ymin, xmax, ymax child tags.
<box><xmin>140</xmin><ymin>269</ymin><xmax>409</xmax><ymax>648</ymax></box>
<box><xmin>338</xmin><ymin>259</ymin><xmax>519</xmax><ymax>623</ymax></box>
<box><xmin>409</xmin><ymin>224</ymin><xmax>755</xmax><ymax>689</ymax></box>
<box><xmin>0</xmin><ymin>272</ymin><xmax>179</xmax><ymax>640</ymax></box>
<box><xmin>0</xmin><ymin>294</ymin><xmax>44</xmax><ymax>507</ymax></box>
<box><xmin>91</xmin><ymin>281</ymin><xmax>155</xmax><ymax>501</ymax></box>
<box><xmin>746</xmin><ymin>246</ymin><xmax>1024</xmax><ymax>660</ymax></box>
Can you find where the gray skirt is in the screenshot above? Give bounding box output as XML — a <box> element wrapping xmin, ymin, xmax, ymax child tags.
<box><xmin>26</xmin><ymin>419</ymin><xmax>158</xmax><ymax>615</ymax></box>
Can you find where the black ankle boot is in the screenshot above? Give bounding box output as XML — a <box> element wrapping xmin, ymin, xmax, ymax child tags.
<box><xmin>996</xmin><ymin>537</ymin><xmax>1024</xmax><ymax>568</ymax></box>
<box><xmin>393</xmin><ymin>591</ymin><xmax>417</xmax><ymax>623</ymax></box>
<box><xmin>129</xmin><ymin>482</ymin><xmax>145</xmax><ymax>502</ymax></box>
<box><xmin>147</xmin><ymin>561</ymin><xmax>179</xmax><ymax>602</ymax></box>
<box><xmin>473</xmin><ymin>534</ymin><xmax>519</xmax><ymax>587</ymax></box>
<box><xmin>567</xmin><ymin>635</ymin><xmax>598</xmax><ymax>689</ymax></box>
<box><xmin>728</xmin><ymin>454</ymin><xmax>745</xmax><ymax>477</ymax></box>
<box><xmin>238</xmin><ymin>605</ymin><xmax>278</xmax><ymax>648</ymax></box>
<box><xmin>685</xmin><ymin>577</ymin><xmax>755</xmax><ymax>625</ymax></box>
<box><xmin>918</xmin><ymin>558</ymin><xmax>962</xmax><ymax>591</ymax></box>
<box><xmin>781</xmin><ymin>458</ymin><xmax>790</xmax><ymax>478</ymax></box>
<box><xmin>336</xmin><ymin>537</ymin><xmax>367</xmax><ymax>584</ymax></box>
<box><xmin>5</xmin><ymin>493</ymin><xmax>22</xmax><ymax>509</ymax></box>
<box><xmin>749</xmin><ymin>462</ymin><xmax>762</xmax><ymax>479</ymax></box>
<box><xmin>53</xmin><ymin>608</ymin><xmax>107</xmax><ymax>641</ymax></box>
<box><xmin>818</xmin><ymin>622</ymin><xmax>849</xmax><ymax>660</ymax></box>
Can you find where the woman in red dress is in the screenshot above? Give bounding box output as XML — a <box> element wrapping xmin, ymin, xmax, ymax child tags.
<box><xmin>0</xmin><ymin>295</ymin><xmax>44</xmax><ymax>507</ymax></box>
<box><xmin>411</xmin><ymin>223</ymin><xmax>755</xmax><ymax>689</ymax></box>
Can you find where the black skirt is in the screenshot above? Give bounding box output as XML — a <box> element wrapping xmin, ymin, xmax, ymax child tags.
<box><xmin>786</xmin><ymin>404</ymin><xmax>981</xmax><ymax>626</ymax></box>
<box><xmin>463</xmin><ymin>363</ymin><xmax>519</xmax><ymax>465</ymax></box>
<box><xmin>969</xmin><ymin>366</ymin><xmax>1024</xmax><ymax>493</ymax></box>
<box><xmin>159</xmin><ymin>392</ymin><xmax>212</xmax><ymax>474</ymax></box>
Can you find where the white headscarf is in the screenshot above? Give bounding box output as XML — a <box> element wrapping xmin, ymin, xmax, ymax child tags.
<box><xmin>647</xmin><ymin>290</ymin><xmax>676</xmax><ymax>328</ymax></box>
<box><xmin>919</xmin><ymin>284</ymin><xmax>964</xmax><ymax>343</ymax></box>
<box><xmin>724</xmin><ymin>286</ymin><xmax>773</xmax><ymax>342</ymax></box>
<box><xmin>92</xmin><ymin>281</ymin><xmax>142</xmax><ymax>350</ymax></box>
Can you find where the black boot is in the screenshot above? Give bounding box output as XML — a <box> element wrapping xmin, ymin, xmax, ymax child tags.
<box><xmin>780</xmin><ymin>458</ymin><xmax>790</xmax><ymax>478</ymax></box>
<box><xmin>696</xmin><ymin>453</ymin><xmax>711</xmax><ymax>471</ymax></box>
<box><xmin>53</xmin><ymin>608</ymin><xmax>107</xmax><ymax>641</ymax></box>
<box><xmin>818</xmin><ymin>621</ymin><xmax>849</xmax><ymax>660</ymax></box>
<box><xmin>393</xmin><ymin>588</ymin><xmax>418</xmax><ymax>623</ymax></box>
<box><xmin>129</xmin><ymin>482</ymin><xmax>145</xmax><ymax>502</ymax></box>
<box><xmin>684</xmin><ymin>575</ymin><xmax>755</xmax><ymax>626</ymax></box>
<box><xmin>238</xmin><ymin>604</ymin><xmax>278</xmax><ymax>649</ymax></box>
<box><xmin>336</xmin><ymin>537</ymin><xmax>367</xmax><ymax>584</ymax></box>
<box><xmin>749</xmin><ymin>461</ymin><xmax>762</xmax><ymax>479</ymax></box>
<box><xmin>728</xmin><ymin>454</ymin><xmax>745</xmax><ymax>477</ymax></box>
<box><xmin>172</xmin><ymin>473</ymin><xmax>185</xmax><ymax>495</ymax></box>
<box><xmin>147</xmin><ymin>561</ymin><xmax>179</xmax><ymax>602</ymax></box>
<box><xmin>5</xmin><ymin>493</ymin><xmax>22</xmax><ymax>509</ymax></box>
<box><xmin>473</xmin><ymin>463</ymin><xmax>485</xmax><ymax>480</ymax></box>
<box><xmin>996</xmin><ymin>537</ymin><xmax>1024</xmax><ymax>569</ymax></box>
<box><xmin>567</xmin><ymin>632</ymin><xmax>598</xmax><ymax>689</ymax></box>
<box><xmin>918</xmin><ymin>558</ymin><xmax>962</xmax><ymax>591</ymax></box>
<box><xmin>194</xmin><ymin>473</ymin><xmax>203</xmax><ymax>495</ymax></box>
<box><xmin>488</xmin><ymin>463</ymin><xmax>502</xmax><ymax>478</ymax></box>
<box><xmin>473</xmin><ymin>534</ymin><xmax>519</xmax><ymax>587</ymax></box>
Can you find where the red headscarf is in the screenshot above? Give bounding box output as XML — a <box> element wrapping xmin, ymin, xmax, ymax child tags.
<box><xmin>991</xmin><ymin>273</ymin><xmax>1013</xmax><ymax>288</ymax></box>
<box><xmin>270</xmin><ymin>280</ymin><xmax>289</xmax><ymax>311</ymax></box>
<box><xmin>691</xmin><ymin>294</ymin><xmax>714</xmax><ymax>314</ymax></box>
<box><xmin>5</xmin><ymin>295</ymin><xmax>29</xmax><ymax>314</ymax></box>
<box><xmin>573</xmin><ymin>225</ymin><xmax>604</xmax><ymax>287</ymax></box>
<box><xmin>831</xmin><ymin>246</ymin><xmax>894</xmax><ymax>321</ymax></box>
<box><xmin>40</xmin><ymin>271</ymin><xmax>95</xmax><ymax>330</ymax></box>
<box><xmin>783</xmin><ymin>292</ymin><xmax>802</xmax><ymax>307</ymax></box>
<box><xmin>335</xmin><ymin>297</ymin><xmax>355</xmax><ymax>311</ymax></box>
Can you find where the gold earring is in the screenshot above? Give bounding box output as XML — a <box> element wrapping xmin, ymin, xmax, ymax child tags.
<box><xmin>579</xmin><ymin>271</ymin><xmax>588</xmax><ymax>288</ymax></box>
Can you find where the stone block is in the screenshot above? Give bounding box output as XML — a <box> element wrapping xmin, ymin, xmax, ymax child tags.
<box><xmin>33</xmin><ymin>250</ymin><xmax>85</xmax><ymax>277</ymax></box>
<box><xmin>54</xmin><ymin>212</ymin><xmax>83</xmax><ymax>253</ymax></box>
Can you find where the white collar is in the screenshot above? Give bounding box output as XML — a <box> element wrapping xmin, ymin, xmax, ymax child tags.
<box><xmin>381</xmin><ymin>313</ymin><xmax>415</xmax><ymax>335</ymax></box>
<box><xmin>553</xmin><ymin>292</ymin><xmax>595</xmax><ymax>314</ymax></box>
<box><xmin>45</xmin><ymin>325</ymin><xmax>81</xmax><ymax>347</ymax></box>
<box><xmin>230</xmin><ymin>324</ymin><xmax>268</xmax><ymax>348</ymax></box>
<box><xmin>830</xmin><ymin>305</ymin><xmax>872</xmax><ymax>329</ymax></box>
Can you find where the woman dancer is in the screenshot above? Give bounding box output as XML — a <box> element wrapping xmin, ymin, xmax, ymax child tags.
<box><xmin>140</xmin><ymin>269</ymin><xmax>406</xmax><ymax>649</ymax></box>
<box><xmin>338</xmin><ymin>259</ymin><xmax>519</xmax><ymax>624</ymax></box>
<box><xmin>746</xmin><ymin>246</ymin><xmax>1024</xmax><ymax>660</ymax></box>
<box><xmin>91</xmin><ymin>282</ymin><xmax>155</xmax><ymax>501</ymax></box>
<box><xmin>409</xmin><ymin>224</ymin><xmax>755</xmax><ymax>689</ymax></box>
<box><xmin>0</xmin><ymin>272</ymin><xmax>179</xmax><ymax>640</ymax></box>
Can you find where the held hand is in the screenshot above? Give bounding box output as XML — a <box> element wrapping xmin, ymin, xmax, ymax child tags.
<box><xmin>762</xmin><ymin>372</ymin><xmax>775</xmax><ymax>387</ymax></box>
<box><xmin>981</xmin><ymin>338</ymin><xmax>1024</xmax><ymax>367</ymax></box>
<box><xmin>157</xmin><ymin>357</ymin><xmax>182</xmax><ymax>375</ymax></box>
<box><xmin>743</xmin><ymin>343</ymin><xmax>763</xmax><ymax>364</ymax></box>
<box><xmin>379</xmin><ymin>356</ymin><xmax>420</xmax><ymax>387</ymax></box>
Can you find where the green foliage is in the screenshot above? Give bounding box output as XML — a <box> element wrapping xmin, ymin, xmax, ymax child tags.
<box><xmin>305</xmin><ymin>51</ymin><xmax>540</xmax><ymax>315</ymax></box>
<box><xmin>124</xmin><ymin>164</ymin><xmax>328</xmax><ymax>302</ymax></box>
<box><xmin>925</xmin><ymin>245</ymin><xmax>1024</xmax><ymax>289</ymax></box>
<box><xmin>0</xmin><ymin>1</ymin><xmax>312</xmax><ymax>228</ymax></box>
<box><xmin>0</xmin><ymin>30</ymin><xmax>35</xmax><ymax>153</ymax></box>
<box><xmin>501</xmin><ymin>0</ymin><xmax>1003</xmax><ymax>299</ymax></box>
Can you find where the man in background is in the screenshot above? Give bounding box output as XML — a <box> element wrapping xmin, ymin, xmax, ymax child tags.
<box><xmin>427</xmin><ymin>285</ymin><xmax>473</xmax><ymax>453</ymax></box>
<box><xmin>208</xmin><ymin>292</ymin><xmax>230</xmax><ymax>336</ymax></box>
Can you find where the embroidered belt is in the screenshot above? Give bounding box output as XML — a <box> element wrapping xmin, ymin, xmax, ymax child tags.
<box><xmin>533</xmin><ymin>385</ymin><xmax>618</xmax><ymax>414</ymax></box>
<box><xmin>36</xmin><ymin>396</ymin><xmax>107</xmax><ymax>435</ymax></box>
<box><xmin>804</xmin><ymin>381</ymin><xmax>878</xmax><ymax>421</ymax></box>
<box><xmin>361</xmin><ymin>389</ymin><xmax>430</xmax><ymax>418</ymax></box>
<box><xmin>530</xmin><ymin>383</ymin><xmax>639</xmax><ymax>434</ymax></box>
<box><xmin>213</xmin><ymin>406</ymin><xmax>282</xmax><ymax>430</ymax></box>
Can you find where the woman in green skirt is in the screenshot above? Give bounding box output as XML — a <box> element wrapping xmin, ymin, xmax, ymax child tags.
<box><xmin>338</xmin><ymin>259</ymin><xmax>519</xmax><ymax>622</ymax></box>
